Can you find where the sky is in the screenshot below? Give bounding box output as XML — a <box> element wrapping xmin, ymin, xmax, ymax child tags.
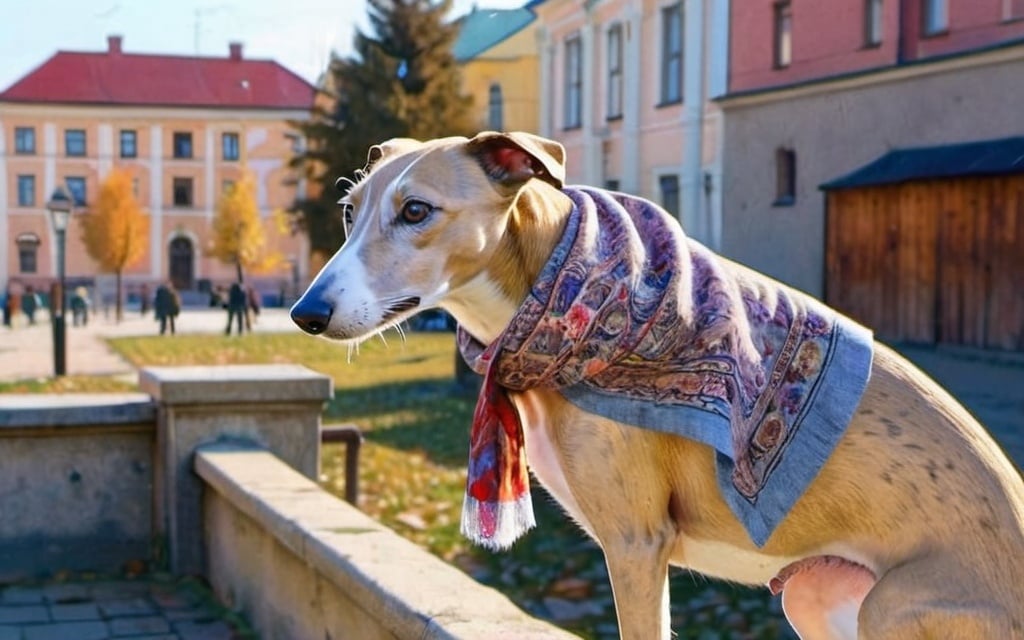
<box><xmin>0</xmin><ymin>0</ymin><xmax>529</xmax><ymax>91</ymax></box>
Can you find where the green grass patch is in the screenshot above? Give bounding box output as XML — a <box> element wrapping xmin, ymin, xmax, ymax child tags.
<box><xmin>6</xmin><ymin>330</ymin><xmax>794</xmax><ymax>639</ymax></box>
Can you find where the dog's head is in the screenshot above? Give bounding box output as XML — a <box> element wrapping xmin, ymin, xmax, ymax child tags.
<box><xmin>290</xmin><ymin>131</ymin><xmax>567</xmax><ymax>343</ymax></box>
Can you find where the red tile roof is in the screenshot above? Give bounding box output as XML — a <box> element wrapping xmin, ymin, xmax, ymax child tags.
<box><xmin>0</xmin><ymin>39</ymin><xmax>316</xmax><ymax>110</ymax></box>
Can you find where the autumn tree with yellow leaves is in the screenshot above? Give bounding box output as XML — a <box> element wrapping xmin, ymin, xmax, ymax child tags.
<box><xmin>210</xmin><ymin>173</ymin><xmax>281</xmax><ymax>283</ymax></box>
<box><xmin>80</xmin><ymin>168</ymin><xmax>149</xmax><ymax>322</ymax></box>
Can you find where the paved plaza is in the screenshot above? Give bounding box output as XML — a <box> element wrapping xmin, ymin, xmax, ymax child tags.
<box><xmin>0</xmin><ymin>307</ymin><xmax>297</xmax><ymax>383</ymax></box>
<box><xmin>0</xmin><ymin>576</ymin><xmax>250</xmax><ymax>640</ymax></box>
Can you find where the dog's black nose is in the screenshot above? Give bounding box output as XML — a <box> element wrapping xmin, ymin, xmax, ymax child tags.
<box><xmin>290</xmin><ymin>297</ymin><xmax>332</xmax><ymax>335</ymax></box>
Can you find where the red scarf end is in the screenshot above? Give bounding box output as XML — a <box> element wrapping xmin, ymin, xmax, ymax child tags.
<box><xmin>460</xmin><ymin>493</ymin><xmax>536</xmax><ymax>550</ymax></box>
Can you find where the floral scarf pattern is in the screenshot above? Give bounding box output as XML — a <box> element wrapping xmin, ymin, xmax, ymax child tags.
<box><xmin>459</xmin><ymin>187</ymin><xmax>873</xmax><ymax>548</ymax></box>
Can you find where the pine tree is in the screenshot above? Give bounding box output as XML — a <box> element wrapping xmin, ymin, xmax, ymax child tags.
<box><xmin>288</xmin><ymin>0</ymin><xmax>475</xmax><ymax>259</ymax></box>
<box><xmin>80</xmin><ymin>168</ymin><xmax>149</xmax><ymax>322</ymax></box>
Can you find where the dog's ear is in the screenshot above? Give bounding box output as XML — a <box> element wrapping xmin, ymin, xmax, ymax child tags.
<box><xmin>336</xmin><ymin>138</ymin><xmax>423</xmax><ymax>193</ymax></box>
<box><xmin>366</xmin><ymin>138</ymin><xmax>422</xmax><ymax>172</ymax></box>
<box><xmin>466</xmin><ymin>131</ymin><xmax>566</xmax><ymax>190</ymax></box>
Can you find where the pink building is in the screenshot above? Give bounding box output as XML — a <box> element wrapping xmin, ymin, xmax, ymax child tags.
<box><xmin>718</xmin><ymin>0</ymin><xmax>1024</xmax><ymax>350</ymax></box>
<box><xmin>0</xmin><ymin>37</ymin><xmax>315</xmax><ymax>305</ymax></box>
<box><xmin>730</xmin><ymin>0</ymin><xmax>1024</xmax><ymax>94</ymax></box>
<box><xmin>529</xmin><ymin>0</ymin><xmax>731</xmax><ymax>248</ymax></box>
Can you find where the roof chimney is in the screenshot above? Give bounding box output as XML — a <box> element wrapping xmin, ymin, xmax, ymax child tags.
<box><xmin>108</xmin><ymin>35</ymin><xmax>123</xmax><ymax>54</ymax></box>
<box><xmin>229</xmin><ymin>42</ymin><xmax>243</xmax><ymax>61</ymax></box>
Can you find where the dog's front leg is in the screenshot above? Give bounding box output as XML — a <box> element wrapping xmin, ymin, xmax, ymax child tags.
<box><xmin>601</xmin><ymin>533</ymin><xmax>674</xmax><ymax>640</ymax></box>
<box><xmin>551</xmin><ymin>413</ymin><xmax>679</xmax><ymax>640</ymax></box>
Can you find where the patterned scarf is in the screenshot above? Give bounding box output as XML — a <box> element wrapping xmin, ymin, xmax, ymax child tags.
<box><xmin>458</xmin><ymin>187</ymin><xmax>873</xmax><ymax>549</ymax></box>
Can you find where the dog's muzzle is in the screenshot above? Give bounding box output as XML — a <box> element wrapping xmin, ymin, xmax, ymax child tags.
<box><xmin>290</xmin><ymin>296</ymin><xmax>333</xmax><ymax>335</ymax></box>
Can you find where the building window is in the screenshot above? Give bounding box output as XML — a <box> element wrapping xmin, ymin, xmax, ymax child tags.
<box><xmin>659</xmin><ymin>174</ymin><xmax>680</xmax><ymax>217</ymax></box>
<box><xmin>173</xmin><ymin>132</ymin><xmax>193</xmax><ymax>159</ymax></box>
<box><xmin>564</xmin><ymin>36</ymin><xmax>582</xmax><ymax>129</ymax></box>
<box><xmin>775</xmin><ymin>148</ymin><xmax>797</xmax><ymax>205</ymax></box>
<box><xmin>607</xmin><ymin>24</ymin><xmax>623</xmax><ymax>119</ymax></box>
<box><xmin>865</xmin><ymin>0</ymin><xmax>883</xmax><ymax>46</ymax></box>
<box><xmin>16</xmin><ymin>233</ymin><xmax>40</xmax><ymax>274</ymax></box>
<box><xmin>661</xmin><ymin>4</ymin><xmax>683</xmax><ymax>104</ymax></box>
<box><xmin>65</xmin><ymin>129</ymin><xmax>86</xmax><ymax>157</ymax></box>
<box><xmin>65</xmin><ymin>177</ymin><xmax>87</xmax><ymax>206</ymax></box>
<box><xmin>15</xmin><ymin>127</ymin><xmax>35</xmax><ymax>154</ymax></box>
<box><xmin>173</xmin><ymin>177</ymin><xmax>194</xmax><ymax>207</ymax></box>
<box><xmin>120</xmin><ymin>130</ymin><xmax>137</xmax><ymax>158</ymax></box>
<box><xmin>17</xmin><ymin>175</ymin><xmax>35</xmax><ymax>207</ymax></box>
<box><xmin>922</xmin><ymin>0</ymin><xmax>948</xmax><ymax>35</ymax></box>
<box><xmin>774</xmin><ymin>2</ymin><xmax>793</xmax><ymax>68</ymax></box>
<box><xmin>222</xmin><ymin>179</ymin><xmax>236</xmax><ymax>193</ymax></box>
<box><xmin>222</xmin><ymin>132</ymin><xmax>240</xmax><ymax>161</ymax></box>
<box><xmin>487</xmin><ymin>84</ymin><xmax>504</xmax><ymax>130</ymax></box>
<box><xmin>605</xmin><ymin>179</ymin><xmax>621</xmax><ymax>191</ymax></box>
<box><xmin>1004</xmin><ymin>0</ymin><xmax>1024</xmax><ymax>20</ymax></box>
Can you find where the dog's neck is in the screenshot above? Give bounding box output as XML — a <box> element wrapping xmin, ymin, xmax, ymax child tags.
<box><xmin>443</xmin><ymin>183</ymin><xmax>573</xmax><ymax>344</ymax></box>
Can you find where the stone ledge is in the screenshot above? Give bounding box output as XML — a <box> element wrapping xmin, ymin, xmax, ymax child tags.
<box><xmin>195</xmin><ymin>442</ymin><xmax>578</xmax><ymax>640</ymax></box>
<box><xmin>139</xmin><ymin>365</ymin><xmax>333</xmax><ymax>406</ymax></box>
<box><xmin>0</xmin><ymin>394</ymin><xmax>155</xmax><ymax>429</ymax></box>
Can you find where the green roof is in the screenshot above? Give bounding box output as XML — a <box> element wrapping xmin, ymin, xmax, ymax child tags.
<box><xmin>821</xmin><ymin>137</ymin><xmax>1024</xmax><ymax>191</ymax></box>
<box><xmin>453</xmin><ymin>6</ymin><xmax>536</xmax><ymax>62</ymax></box>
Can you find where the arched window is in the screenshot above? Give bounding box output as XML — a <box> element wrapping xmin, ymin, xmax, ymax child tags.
<box><xmin>169</xmin><ymin>236</ymin><xmax>194</xmax><ymax>291</ymax></box>
<box><xmin>488</xmin><ymin>83</ymin><xmax>504</xmax><ymax>131</ymax></box>
<box><xmin>15</xmin><ymin>233</ymin><xmax>40</xmax><ymax>274</ymax></box>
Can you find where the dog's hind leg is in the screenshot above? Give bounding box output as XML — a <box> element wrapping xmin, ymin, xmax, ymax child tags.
<box><xmin>858</xmin><ymin>556</ymin><xmax>1021</xmax><ymax>639</ymax></box>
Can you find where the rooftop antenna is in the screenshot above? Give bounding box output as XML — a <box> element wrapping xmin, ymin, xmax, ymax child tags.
<box><xmin>194</xmin><ymin>5</ymin><xmax>231</xmax><ymax>54</ymax></box>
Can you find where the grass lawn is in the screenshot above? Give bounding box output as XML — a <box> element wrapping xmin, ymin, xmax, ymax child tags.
<box><xmin>2</xmin><ymin>330</ymin><xmax>795</xmax><ymax>639</ymax></box>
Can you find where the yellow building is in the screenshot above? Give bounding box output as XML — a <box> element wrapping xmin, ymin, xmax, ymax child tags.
<box><xmin>455</xmin><ymin>6</ymin><xmax>539</xmax><ymax>133</ymax></box>
<box><xmin>0</xmin><ymin>36</ymin><xmax>314</xmax><ymax>306</ymax></box>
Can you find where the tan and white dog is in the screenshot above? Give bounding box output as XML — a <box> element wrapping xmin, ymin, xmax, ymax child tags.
<box><xmin>291</xmin><ymin>131</ymin><xmax>1024</xmax><ymax>640</ymax></box>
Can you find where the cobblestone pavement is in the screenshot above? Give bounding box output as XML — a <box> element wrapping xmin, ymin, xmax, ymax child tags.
<box><xmin>0</xmin><ymin>576</ymin><xmax>253</xmax><ymax>640</ymax></box>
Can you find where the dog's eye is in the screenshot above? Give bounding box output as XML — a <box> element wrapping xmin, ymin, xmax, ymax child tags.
<box><xmin>400</xmin><ymin>200</ymin><xmax>433</xmax><ymax>225</ymax></box>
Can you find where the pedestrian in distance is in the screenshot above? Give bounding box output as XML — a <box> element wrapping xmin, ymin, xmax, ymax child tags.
<box><xmin>245</xmin><ymin>284</ymin><xmax>261</xmax><ymax>330</ymax></box>
<box><xmin>22</xmin><ymin>285</ymin><xmax>40</xmax><ymax>325</ymax></box>
<box><xmin>1</xmin><ymin>286</ymin><xmax>9</xmax><ymax>328</ymax></box>
<box><xmin>154</xmin><ymin>281</ymin><xmax>180</xmax><ymax>335</ymax></box>
<box><xmin>139</xmin><ymin>284</ymin><xmax>150</xmax><ymax>316</ymax></box>
<box><xmin>225</xmin><ymin>281</ymin><xmax>247</xmax><ymax>336</ymax></box>
<box><xmin>70</xmin><ymin>286</ymin><xmax>90</xmax><ymax>327</ymax></box>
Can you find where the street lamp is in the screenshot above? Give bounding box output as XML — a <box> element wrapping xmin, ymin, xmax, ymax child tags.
<box><xmin>47</xmin><ymin>187</ymin><xmax>73</xmax><ymax>376</ymax></box>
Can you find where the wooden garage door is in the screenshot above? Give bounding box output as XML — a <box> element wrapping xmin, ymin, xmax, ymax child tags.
<box><xmin>826</xmin><ymin>176</ymin><xmax>1024</xmax><ymax>351</ymax></box>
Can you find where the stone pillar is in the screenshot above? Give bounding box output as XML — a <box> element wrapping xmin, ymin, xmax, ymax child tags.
<box><xmin>140</xmin><ymin>364</ymin><xmax>332</xmax><ymax>576</ymax></box>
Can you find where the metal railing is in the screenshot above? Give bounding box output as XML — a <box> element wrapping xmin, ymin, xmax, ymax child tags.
<box><xmin>320</xmin><ymin>424</ymin><xmax>363</xmax><ymax>507</ymax></box>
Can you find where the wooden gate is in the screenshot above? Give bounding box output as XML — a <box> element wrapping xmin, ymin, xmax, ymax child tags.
<box><xmin>825</xmin><ymin>175</ymin><xmax>1024</xmax><ymax>351</ymax></box>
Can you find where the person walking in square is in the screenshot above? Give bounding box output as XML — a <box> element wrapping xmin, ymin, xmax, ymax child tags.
<box><xmin>22</xmin><ymin>285</ymin><xmax>40</xmax><ymax>325</ymax></box>
<box><xmin>70</xmin><ymin>286</ymin><xmax>90</xmax><ymax>327</ymax></box>
<box><xmin>225</xmin><ymin>281</ymin><xmax>247</xmax><ymax>336</ymax></box>
<box><xmin>154</xmin><ymin>281</ymin><xmax>180</xmax><ymax>335</ymax></box>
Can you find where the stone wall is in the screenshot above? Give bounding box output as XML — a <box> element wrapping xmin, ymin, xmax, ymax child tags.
<box><xmin>198</xmin><ymin>444</ymin><xmax>578</xmax><ymax>640</ymax></box>
<box><xmin>0</xmin><ymin>366</ymin><xmax>579</xmax><ymax>638</ymax></box>
<box><xmin>0</xmin><ymin>394</ymin><xmax>155</xmax><ymax>580</ymax></box>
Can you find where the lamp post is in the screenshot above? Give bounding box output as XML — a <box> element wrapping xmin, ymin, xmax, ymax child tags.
<box><xmin>47</xmin><ymin>187</ymin><xmax>73</xmax><ymax>376</ymax></box>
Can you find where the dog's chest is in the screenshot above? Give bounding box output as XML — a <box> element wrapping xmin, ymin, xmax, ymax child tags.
<box><xmin>513</xmin><ymin>391</ymin><xmax>593</xmax><ymax>532</ymax></box>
